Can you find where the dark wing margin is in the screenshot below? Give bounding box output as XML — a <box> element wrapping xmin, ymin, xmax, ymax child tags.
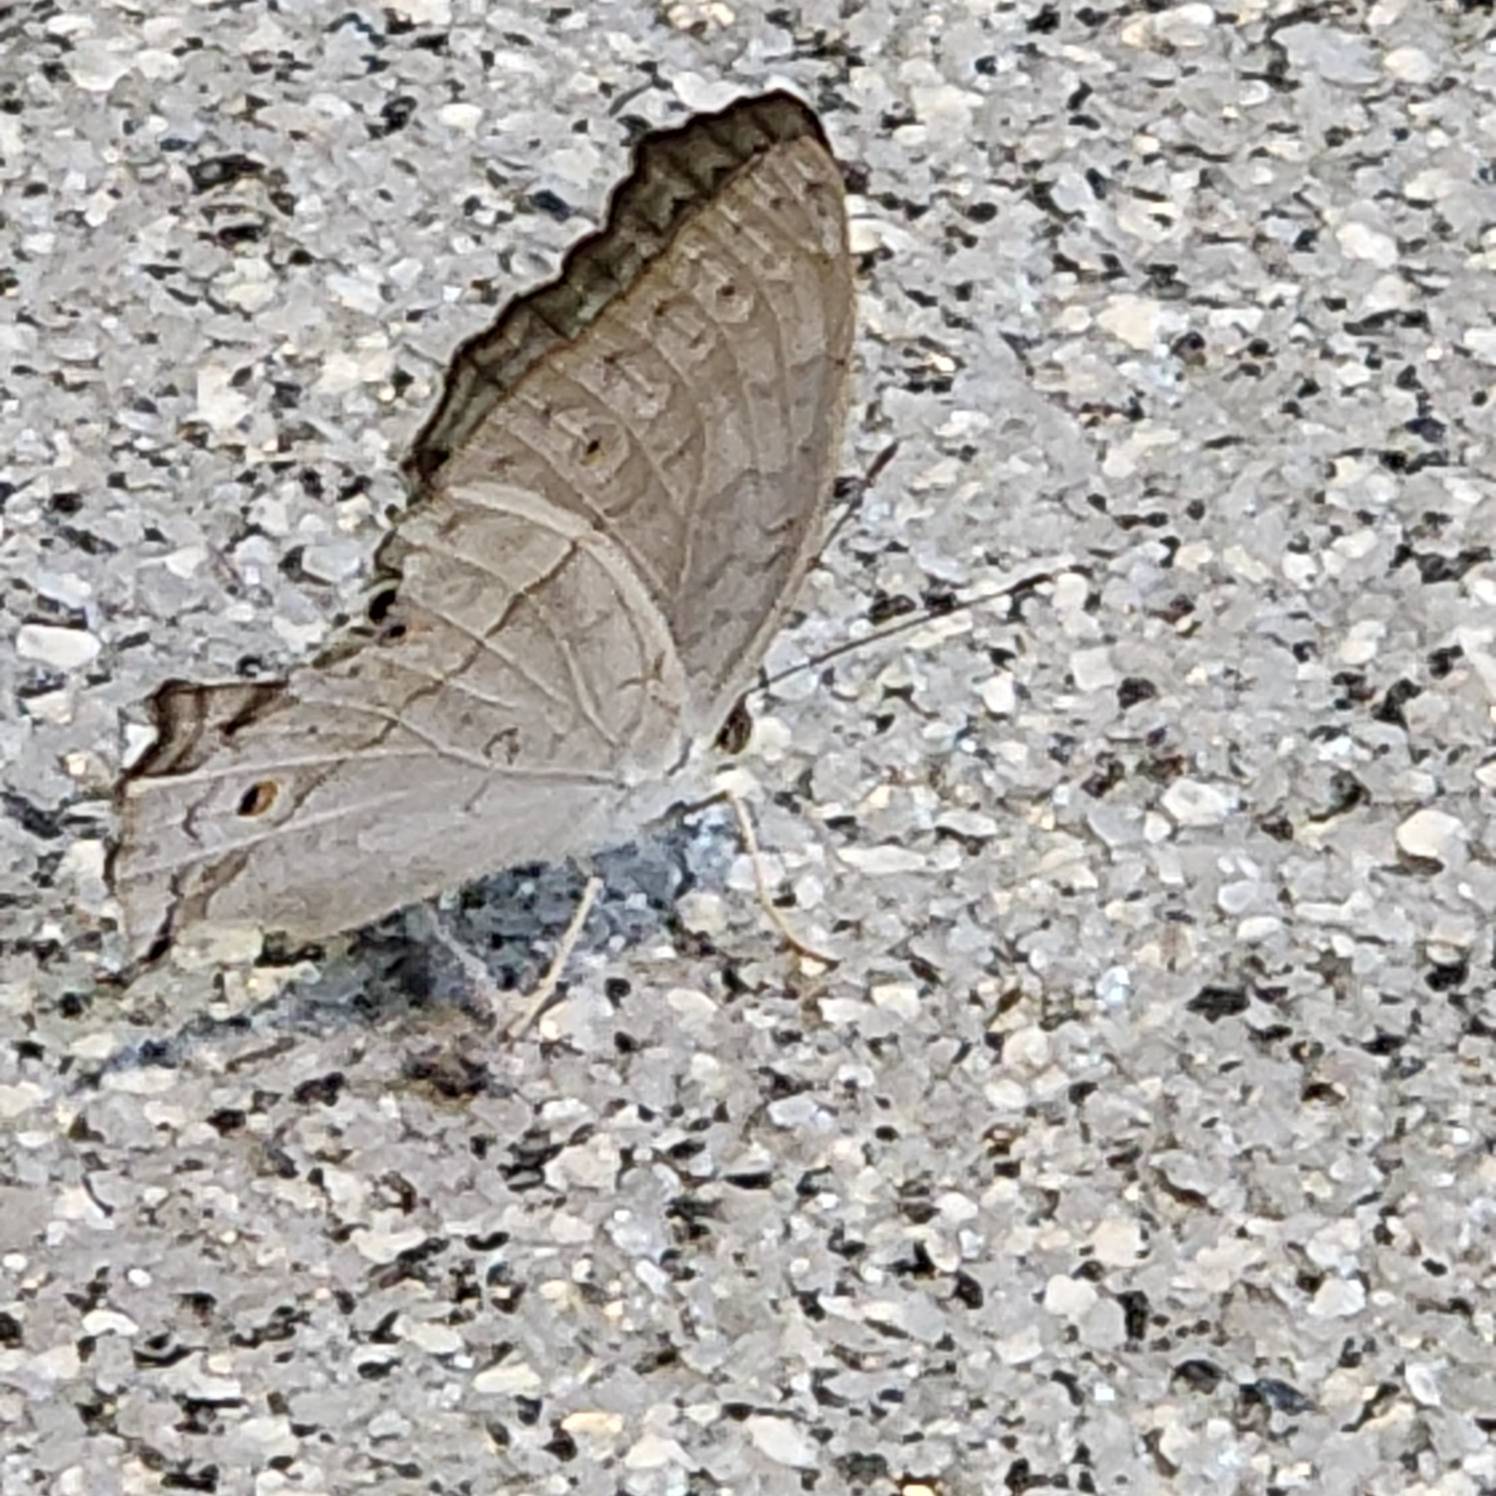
<box><xmin>124</xmin><ymin>681</ymin><xmax>285</xmax><ymax>777</ymax></box>
<box><xmin>105</xmin><ymin>681</ymin><xmax>284</xmax><ymax>960</ymax></box>
<box><xmin>401</xmin><ymin>91</ymin><xmax>840</xmax><ymax>491</ymax></box>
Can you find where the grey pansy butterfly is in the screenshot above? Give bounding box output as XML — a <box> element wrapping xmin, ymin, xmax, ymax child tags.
<box><xmin>109</xmin><ymin>91</ymin><xmax>855</xmax><ymax>962</ymax></box>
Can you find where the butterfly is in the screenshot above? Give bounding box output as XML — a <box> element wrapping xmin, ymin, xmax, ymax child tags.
<box><xmin>108</xmin><ymin>92</ymin><xmax>855</xmax><ymax>964</ymax></box>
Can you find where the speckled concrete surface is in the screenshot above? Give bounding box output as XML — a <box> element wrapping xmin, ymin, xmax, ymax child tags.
<box><xmin>4</xmin><ymin>2</ymin><xmax>1496</xmax><ymax>1493</ymax></box>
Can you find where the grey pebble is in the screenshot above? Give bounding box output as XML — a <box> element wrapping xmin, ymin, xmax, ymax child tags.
<box><xmin>3</xmin><ymin>3</ymin><xmax>1495</xmax><ymax>1494</ymax></box>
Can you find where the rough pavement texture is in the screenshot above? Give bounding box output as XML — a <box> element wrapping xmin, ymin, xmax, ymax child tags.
<box><xmin>3</xmin><ymin>2</ymin><xmax>1495</xmax><ymax>1493</ymax></box>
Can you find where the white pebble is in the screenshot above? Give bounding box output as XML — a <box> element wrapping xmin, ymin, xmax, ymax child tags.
<box><xmin>746</xmin><ymin>1415</ymin><xmax>816</xmax><ymax>1468</ymax></box>
<box><xmin>16</xmin><ymin>623</ymin><xmax>101</xmax><ymax>670</ymax></box>
<box><xmin>1070</xmin><ymin>645</ymin><xmax>1118</xmax><ymax>691</ymax></box>
<box><xmin>1283</xmin><ymin>549</ymin><xmax>1317</xmax><ymax>585</ymax></box>
<box><xmin>1043</xmin><ymin>1274</ymin><xmax>1098</xmax><ymax>1319</ymax></box>
<box><xmin>26</xmin><ymin>1345</ymin><xmax>83</xmax><ymax>1382</ymax></box>
<box><xmin>838</xmin><ymin>845</ymin><xmax>927</xmax><ymax>876</ymax></box>
<box><xmin>1336</xmin><ymin>220</ymin><xmax>1398</xmax><ymax>268</ymax></box>
<box><xmin>819</xmin><ymin>997</ymin><xmax>868</xmax><ymax>1026</ymax></box>
<box><xmin>1395</xmin><ymin>807</ymin><xmax>1464</xmax><ymax>864</ymax></box>
<box><xmin>665</xmin><ymin>986</ymin><xmax>716</xmax><ymax>1024</ymax></box>
<box><xmin>326</xmin><ymin>272</ymin><xmax>385</xmax><ymax>316</ymax></box>
<box><xmin>69</xmin><ymin>42</ymin><xmax>133</xmax><ymax>93</ymax></box>
<box><xmin>101</xmin><ymin>1066</ymin><xmax>177</xmax><ymax>1097</ymax></box>
<box><xmin>301</xmin><ymin>540</ymin><xmax>366</xmax><ymax>583</ymax></box>
<box><xmin>1308</xmin><ymin>1277</ymin><xmax>1366</xmax><ymax>1319</ymax></box>
<box><xmin>907</xmin><ymin>82</ymin><xmax>978</xmax><ymax>127</ymax></box>
<box><xmin>21</xmin><ymin>690</ymin><xmax>69</xmax><ymax>725</ymax></box>
<box><xmin>164</xmin><ymin>546</ymin><xmax>207</xmax><ymax>580</ymax></box>
<box><xmin>438</xmin><ymin>102</ymin><xmax>482</xmax><ymax>134</ymax></box>
<box><xmin>1337</xmin><ymin>618</ymin><xmax>1385</xmax><ymax>665</ymax></box>
<box><xmin>82</xmin><ymin>1308</ymin><xmax>139</xmax><ymax>1337</ymax></box>
<box><xmin>562</xmin><ymin>1409</ymin><xmax>626</xmax><ymax>1440</ymax></box>
<box><xmin>1092</xmin><ymin>1216</ymin><xmax>1145</xmax><ymax>1267</ymax></box>
<box><xmin>1236</xmin><ymin>916</ymin><xmax>1283</xmax><ymax>943</ymax></box>
<box><xmin>1216</xmin><ymin>879</ymin><xmax>1261</xmax><ymax>914</ymax></box>
<box><xmin>34</xmin><ymin>570</ymin><xmax>91</xmax><ymax>608</ymax></box>
<box><xmin>936</xmin><ymin>808</ymin><xmax>999</xmax><ymax>839</ymax></box>
<box><xmin>230</xmin><ymin>1416</ymin><xmax>297</xmax><ymax>1459</ymax></box>
<box><xmin>1405</xmin><ymin>1362</ymin><xmax>1443</xmax><ymax>1407</ymax></box>
<box><xmin>0</xmin><ymin>1082</ymin><xmax>46</xmax><ymax>1120</ymax></box>
<box><xmin>351</xmin><ymin>1226</ymin><xmax>428</xmax><ymax>1264</ymax></box>
<box><xmin>195</xmin><ymin>364</ymin><xmax>252</xmax><ymax>430</ymax></box>
<box><xmin>997</xmin><ymin>1324</ymin><xmax>1043</xmax><ymax>1365</ymax></box>
<box><xmin>545</xmin><ymin>1134</ymin><xmax>622</xmax><ymax>1191</ymax></box>
<box><xmin>870</xmin><ymin>982</ymin><xmax>920</xmax><ymax>1021</ymax></box>
<box><xmin>400</xmin><ymin>1319</ymin><xmax>463</xmax><ymax>1356</ymax></box>
<box><xmin>389</xmin><ymin>0</ymin><xmax>452</xmax><ymax>21</ymax></box>
<box><xmin>1097</xmin><ymin>294</ymin><xmax>1163</xmax><ymax>351</ymax></box>
<box><xmin>1154</xmin><ymin>2</ymin><xmax>1215</xmax><ymax>43</ymax></box>
<box><xmin>623</xmin><ymin>1432</ymin><xmax>684</xmax><ymax>1470</ymax></box>
<box><xmin>980</xmin><ymin>673</ymin><xmax>1015</xmax><ymax>715</ymax></box>
<box><xmin>1383</xmin><ymin>45</ymin><xmax>1435</xmax><ymax>84</ymax></box>
<box><xmin>1004</xmin><ymin>1025</ymin><xmax>1051</xmax><ymax>1072</ymax></box>
<box><xmin>1161</xmin><ymin>778</ymin><xmax>1236</xmax><ymax>827</ymax></box>
<box><xmin>1052</xmin><ymin>571</ymin><xmax>1089</xmax><ymax>612</ymax></box>
<box><xmin>1463</xmin><ymin>328</ymin><xmax>1496</xmax><ymax>364</ymax></box>
<box><xmin>473</xmin><ymin>1361</ymin><xmax>542</xmax><ymax>1395</ymax></box>
<box><xmin>1307</xmin><ymin>1216</ymin><xmax>1361</xmax><ymax>1271</ymax></box>
<box><xmin>936</xmin><ymin>1190</ymin><xmax>978</xmax><ymax>1224</ymax></box>
<box><xmin>676</xmin><ymin>891</ymin><xmax>726</xmax><ymax>934</ymax></box>
<box><xmin>315</xmin><ymin>342</ymin><xmax>393</xmax><ymax>394</ymax></box>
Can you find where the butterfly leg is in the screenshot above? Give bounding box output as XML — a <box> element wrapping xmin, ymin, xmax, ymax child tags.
<box><xmin>501</xmin><ymin>871</ymin><xmax>605</xmax><ymax>1038</ymax></box>
<box><xmin>724</xmin><ymin>790</ymin><xmax>839</xmax><ymax>969</ymax></box>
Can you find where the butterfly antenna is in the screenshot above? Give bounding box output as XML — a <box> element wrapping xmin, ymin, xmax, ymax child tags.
<box><xmin>819</xmin><ymin>439</ymin><xmax>900</xmax><ymax>559</ymax></box>
<box><xmin>753</xmin><ymin>568</ymin><xmax>1059</xmax><ymax>696</ymax></box>
<box><xmin>503</xmin><ymin>873</ymin><xmax>605</xmax><ymax>1038</ymax></box>
<box><xmin>726</xmin><ymin>790</ymin><xmax>839</xmax><ymax>967</ymax></box>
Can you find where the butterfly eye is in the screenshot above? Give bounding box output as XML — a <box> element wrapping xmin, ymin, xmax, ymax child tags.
<box><xmin>714</xmin><ymin>697</ymin><xmax>753</xmax><ymax>755</ymax></box>
<box><xmin>237</xmin><ymin>781</ymin><xmax>279</xmax><ymax>818</ymax></box>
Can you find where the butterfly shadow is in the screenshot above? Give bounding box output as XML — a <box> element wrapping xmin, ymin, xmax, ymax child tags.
<box><xmin>82</xmin><ymin>795</ymin><xmax>769</xmax><ymax>1095</ymax></box>
<box><xmin>264</xmin><ymin>802</ymin><xmax>743</xmax><ymax>1034</ymax></box>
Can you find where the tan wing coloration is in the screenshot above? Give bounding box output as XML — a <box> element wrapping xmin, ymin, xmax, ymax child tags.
<box><xmin>110</xmin><ymin>92</ymin><xmax>854</xmax><ymax>959</ymax></box>
<box><xmin>409</xmin><ymin>92</ymin><xmax>854</xmax><ymax>736</ymax></box>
